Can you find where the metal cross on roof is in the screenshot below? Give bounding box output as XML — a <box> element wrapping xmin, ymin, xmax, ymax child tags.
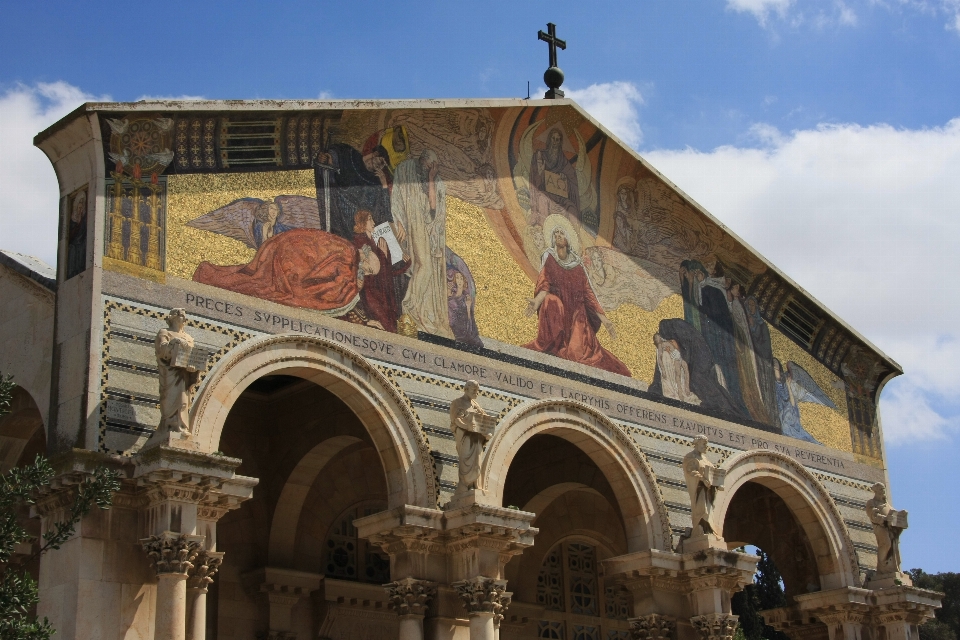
<box><xmin>538</xmin><ymin>23</ymin><xmax>567</xmax><ymax>99</ymax></box>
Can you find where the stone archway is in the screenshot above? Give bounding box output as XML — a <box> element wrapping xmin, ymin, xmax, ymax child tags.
<box><xmin>716</xmin><ymin>450</ymin><xmax>860</xmax><ymax>591</ymax></box>
<box><xmin>480</xmin><ymin>398</ymin><xmax>672</xmax><ymax>553</ymax></box>
<box><xmin>0</xmin><ymin>386</ymin><xmax>46</xmax><ymax>473</ymax></box>
<box><xmin>190</xmin><ymin>333</ymin><xmax>436</xmax><ymax>509</ymax></box>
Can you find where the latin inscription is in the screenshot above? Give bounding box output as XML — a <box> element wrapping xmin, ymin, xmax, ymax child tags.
<box><xmin>183</xmin><ymin>292</ymin><xmax>848</xmax><ymax>472</ymax></box>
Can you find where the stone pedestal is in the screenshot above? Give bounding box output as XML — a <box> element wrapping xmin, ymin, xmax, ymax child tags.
<box><xmin>679</xmin><ymin>533</ymin><xmax>726</xmax><ymax>555</ymax></box>
<box><xmin>764</xmin><ymin>585</ymin><xmax>941</xmax><ymax>640</ymax></box>
<box><xmin>603</xmin><ymin>547</ymin><xmax>758</xmax><ymax>623</ymax></box>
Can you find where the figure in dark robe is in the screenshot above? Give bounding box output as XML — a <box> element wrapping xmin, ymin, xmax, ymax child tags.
<box><xmin>529</xmin><ymin>127</ymin><xmax>581</xmax><ymax>225</ymax></box>
<box><xmin>649</xmin><ymin>318</ymin><xmax>746</xmax><ymax>418</ymax></box>
<box><xmin>698</xmin><ymin>264</ymin><xmax>748</xmax><ymax>416</ymax></box>
<box><xmin>729</xmin><ymin>284</ymin><xmax>767</xmax><ymax>423</ymax></box>
<box><xmin>679</xmin><ymin>260</ymin><xmax>707</xmax><ymax>333</ymax></box>
<box><xmin>524</xmin><ymin>218</ymin><xmax>630</xmax><ymax>377</ymax></box>
<box><xmin>66</xmin><ymin>189</ymin><xmax>88</xmax><ymax>279</ymax></box>
<box><xmin>315</xmin><ymin>143</ymin><xmax>393</xmax><ymax>240</ymax></box>
<box><xmin>352</xmin><ymin>210</ymin><xmax>409</xmax><ymax>333</ymax></box>
<box><xmin>745</xmin><ymin>296</ymin><xmax>780</xmax><ymax>428</ymax></box>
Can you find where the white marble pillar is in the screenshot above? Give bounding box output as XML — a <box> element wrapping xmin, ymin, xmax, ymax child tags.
<box><xmin>385</xmin><ymin>577</ymin><xmax>436</xmax><ymax>640</ymax></box>
<box><xmin>452</xmin><ymin>577</ymin><xmax>511</xmax><ymax>640</ymax></box>
<box><xmin>186</xmin><ymin>550</ymin><xmax>224</xmax><ymax>640</ymax></box>
<box><xmin>142</xmin><ymin>533</ymin><xmax>203</xmax><ymax>640</ymax></box>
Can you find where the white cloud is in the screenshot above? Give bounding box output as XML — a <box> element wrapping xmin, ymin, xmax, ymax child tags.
<box><xmin>644</xmin><ymin>118</ymin><xmax>960</xmax><ymax>443</ymax></box>
<box><xmin>567</xmin><ymin>82</ymin><xmax>645</xmax><ymax>149</ymax></box>
<box><xmin>0</xmin><ymin>82</ymin><xmax>108</xmax><ymax>266</ymax></box>
<box><xmin>727</xmin><ymin>0</ymin><xmax>794</xmax><ymax>24</ymax></box>
<box><xmin>879</xmin><ymin>378</ymin><xmax>952</xmax><ymax>443</ymax></box>
<box><xmin>727</xmin><ymin>0</ymin><xmax>861</xmax><ymax>28</ymax></box>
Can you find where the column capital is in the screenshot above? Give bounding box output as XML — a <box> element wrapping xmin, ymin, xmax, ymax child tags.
<box><xmin>384</xmin><ymin>577</ymin><xmax>437</xmax><ymax>618</ymax></box>
<box><xmin>356</xmin><ymin>504</ymin><xmax>538</xmax><ymax>582</ymax></box>
<box><xmin>452</xmin><ymin>576</ymin><xmax>512</xmax><ymax>622</ymax></box>
<box><xmin>691</xmin><ymin>613</ymin><xmax>739</xmax><ymax>640</ymax></box>
<box><xmin>142</xmin><ymin>532</ymin><xmax>204</xmax><ymax>576</ymax></box>
<box><xmin>187</xmin><ymin>549</ymin><xmax>224</xmax><ymax>592</ymax></box>
<box><xmin>630</xmin><ymin>613</ymin><xmax>677</xmax><ymax>640</ymax></box>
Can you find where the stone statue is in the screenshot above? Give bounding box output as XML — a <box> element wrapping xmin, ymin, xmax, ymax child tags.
<box><xmin>865</xmin><ymin>482</ymin><xmax>908</xmax><ymax>575</ymax></box>
<box><xmin>155</xmin><ymin>308</ymin><xmax>200</xmax><ymax>435</ymax></box>
<box><xmin>683</xmin><ymin>435</ymin><xmax>724</xmax><ymax>537</ymax></box>
<box><xmin>450</xmin><ymin>380</ymin><xmax>495</xmax><ymax>497</ymax></box>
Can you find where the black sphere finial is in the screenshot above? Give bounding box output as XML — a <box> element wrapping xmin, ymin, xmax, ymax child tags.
<box><xmin>537</xmin><ymin>23</ymin><xmax>567</xmax><ymax>99</ymax></box>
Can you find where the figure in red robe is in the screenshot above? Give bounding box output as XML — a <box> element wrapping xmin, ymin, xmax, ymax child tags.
<box><xmin>193</xmin><ymin>227</ymin><xmax>377</xmax><ymax>317</ymax></box>
<box><xmin>352</xmin><ymin>210</ymin><xmax>410</xmax><ymax>333</ymax></box>
<box><xmin>524</xmin><ymin>222</ymin><xmax>631</xmax><ymax>377</ymax></box>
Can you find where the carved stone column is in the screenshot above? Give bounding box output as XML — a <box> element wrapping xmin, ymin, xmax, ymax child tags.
<box><xmin>385</xmin><ymin>577</ymin><xmax>437</xmax><ymax>640</ymax></box>
<box><xmin>691</xmin><ymin>613</ymin><xmax>740</xmax><ymax>640</ymax></box>
<box><xmin>186</xmin><ymin>549</ymin><xmax>223</xmax><ymax>640</ymax></box>
<box><xmin>452</xmin><ymin>576</ymin><xmax>512</xmax><ymax>640</ymax></box>
<box><xmin>493</xmin><ymin>589</ymin><xmax>512</xmax><ymax>640</ymax></box>
<box><xmin>142</xmin><ymin>532</ymin><xmax>204</xmax><ymax>640</ymax></box>
<box><xmin>630</xmin><ymin>613</ymin><xmax>677</xmax><ymax>640</ymax></box>
<box><xmin>817</xmin><ymin>611</ymin><xmax>867</xmax><ymax>640</ymax></box>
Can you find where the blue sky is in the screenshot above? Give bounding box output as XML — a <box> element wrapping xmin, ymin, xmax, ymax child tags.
<box><xmin>2</xmin><ymin>0</ymin><xmax>959</xmax><ymax>572</ymax></box>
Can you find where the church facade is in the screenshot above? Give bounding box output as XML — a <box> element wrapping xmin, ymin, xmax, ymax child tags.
<box><xmin>0</xmin><ymin>98</ymin><xmax>940</xmax><ymax>640</ymax></box>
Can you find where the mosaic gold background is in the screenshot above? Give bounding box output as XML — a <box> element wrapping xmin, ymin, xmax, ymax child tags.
<box><xmin>770</xmin><ymin>329</ymin><xmax>851</xmax><ymax>452</ymax></box>
<box><xmin>165</xmin><ymin>171</ymin><xmax>316</xmax><ymax>280</ymax></box>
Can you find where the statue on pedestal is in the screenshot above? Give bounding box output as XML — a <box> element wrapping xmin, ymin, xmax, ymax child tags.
<box><xmin>155</xmin><ymin>308</ymin><xmax>200</xmax><ymax>436</ymax></box>
<box><xmin>683</xmin><ymin>435</ymin><xmax>724</xmax><ymax>537</ymax></box>
<box><xmin>450</xmin><ymin>380</ymin><xmax>496</xmax><ymax>497</ymax></box>
<box><xmin>865</xmin><ymin>482</ymin><xmax>908</xmax><ymax>575</ymax></box>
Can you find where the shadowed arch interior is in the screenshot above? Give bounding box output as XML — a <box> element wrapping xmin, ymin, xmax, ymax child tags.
<box><xmin>211</xmin><ymin>374</ymin><xmax>391</xmax><ymax>636</ymax></box>
<box><xmin>723</xmin><ymin>482</ymin><xmax>821</xmax><ymax>599</ymax></box>
<box><xmin>482</xmin><ymin>400</ymin><xmax>671</xmax><ymax>553</ymax></box>
<box><xmin>190</xmin><ymin>334</ymin><xmax>436</xmax><ymax>509</ymax></box>
<box><xmin>0</xmin><ymin>386</ymin><xmax>46</xmax><ymax>473</ymax></box>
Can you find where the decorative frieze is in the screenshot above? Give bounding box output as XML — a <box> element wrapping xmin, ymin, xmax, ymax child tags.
<box><xmin>384</xmin><ymin>577</ymin><xmax>437</xmax><ymax>617</ymax></box>
<box><xmin>142</xmin><ymin>532</ymin><xmax>203</xmax><ymax>575</ymax></box>
<box><xmin>691</xmin><ymin>613</ymin><xmax>739</xmax><ymax>640</ymax></box>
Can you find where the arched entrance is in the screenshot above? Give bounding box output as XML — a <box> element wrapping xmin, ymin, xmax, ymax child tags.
<box><xmin>482</xmin><ymin>399</ymin><xmax>670</xmax><ymax>639</ymax></box>
<box><xmin>0</xmin><ymin>385</ymin><xmax>46</xmax><ymax>473</ymax></box>
<box><xmin>716</xmin><ymin>451</ymin><xmax>860</xmax><ymax>595</ymax></box>
<box><xmin>191</xmin><ymin>333</ymin><xmax>435</xmax><ymax>508</ymax></box>
<box><xmin>481</xmin><ymin>399</ymin><xmax>671</xmax><ymax>553</ymax></box>
<box><xmin>188</xmin><ymin>334</ymin><xmax>432</xmax><ymax>639</ymax></box>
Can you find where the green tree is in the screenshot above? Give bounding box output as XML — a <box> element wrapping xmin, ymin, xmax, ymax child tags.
<box><xmin>909</xmin><ymin>569</ymin><xmax>960</xmax><ymax>640</ymax></box>
<box><xmin>732</xmin><ymin>549</ymin><xmax>789</xmax><ymax>640</ymax></box>
<box><xmin>0</xmin><ymin>374</ymin><xmax>121</xmax><ymax>640</ymax></box>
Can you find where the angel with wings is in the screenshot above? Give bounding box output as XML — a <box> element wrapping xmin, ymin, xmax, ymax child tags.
<box><xmin>512</xmin><ymin>121</ymin><xmax>597</xmax><ymax>228</ymax></box>
<box><xmin>773</xmin><ymin>358</ymin><xmax>837</xmax><ymax>443</ymax></box>
<box><xmin>186</xmin><ymin>195</ymin><xmax>323</xmax><ymax>249</ymax></box>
